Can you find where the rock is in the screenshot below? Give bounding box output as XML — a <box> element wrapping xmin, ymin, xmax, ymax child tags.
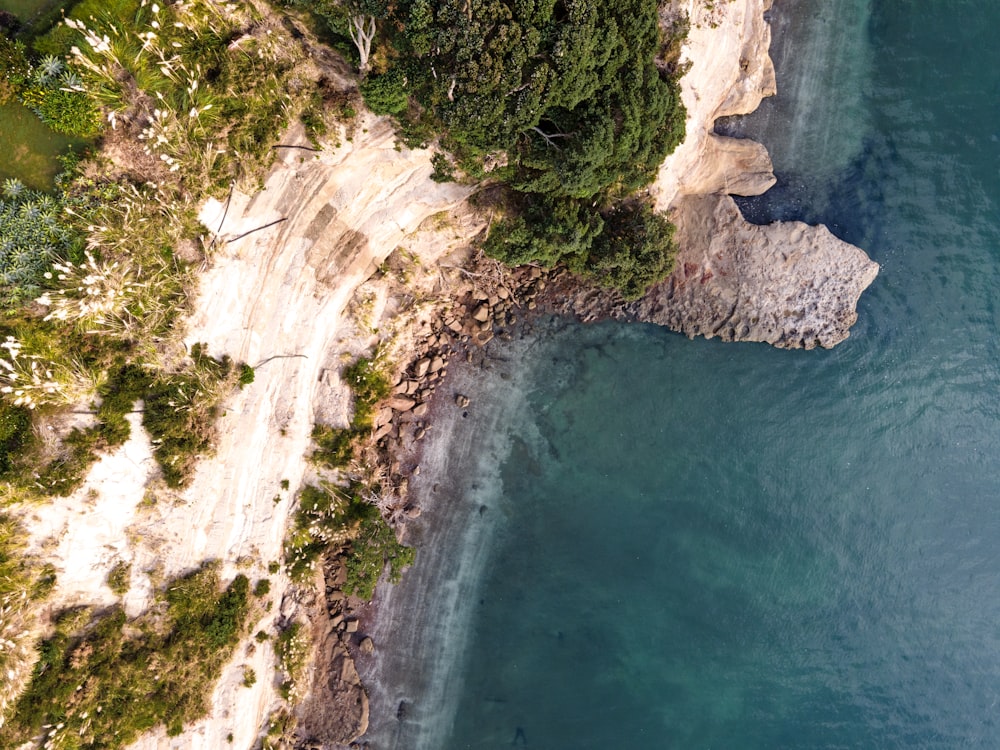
<box><xmin>414</xmin><ymin>358</ymin><xmax>431</xmax><ymax>378</ymax></box>
<box><xmin>405</xmin><ymin>380</ymin><xmax>419</xmax><ymax>395</ymax></box>
<box><xmin>331</xmin><ymin>614</ymin><xmax>344</xmax><ymax>628</ymax></box>
<box><xmin>497</xmin><ymin>286</ymin><xmax>510</xmax><ymax>299</ymax></box>
<box><xmin>429</xmin><ymin>355</ymin><xmax>445</xmax><ymax>372</ymax></box>
<box><xmin>373</xmin><ymin>423</ymin><xmax>393</xmax><ymax>441</ymax></box>
<box><xmin>389</xmin><ymin>396</ymin><xmax>416</xmax><ymax>412</ymax></box>
<box><xmin>414</xmin><ymin>427</ymin><xmax>426</xmax><ymax>440</ymax></box>
<box><xmin>346</xmin><ymin>619</ymin><xmax>359</xmax><ymax>634</ymax></box>
<box><xmin>359</xmin><ymin>637</ymin><xmax>374</xmax><ymax>655</ymax></box>
<box><xmin>412</xmin><ymin>403</ymin><xmax>429</xmax><ymax>418</ymax></box>
<box><xmin>455</xmin><ymin>394</ymin><xmax>471</xmax><ymax>408</ymax></box>
<box><xmin>634</xmin><ymin>194</ymin><xmax>879</xmax><ymax>349</ymax></box>
<box><xmin>374</xmin><ymin>407</ymin><xmax>394</xmax><ymax>428</ymax></box>
<box><xmin>472</xmin><ymin>304</ymin><xmax>491</xmax><ymax>322</ymax></box>
<box><xmin>476</xmin><ymin>330</ymin><xmax>494</xmax><ymax>345</ymax></box>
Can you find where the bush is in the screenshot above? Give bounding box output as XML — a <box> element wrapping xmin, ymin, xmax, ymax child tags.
<box><xmin>582</xmin><ymin>200</ymin><xmax>678</xmax><ymax>300</ymax></box>
<box><xmin>21</xmin><ymin>82</ymin><xmax>102</xmax><ymax>138</ymax></box>
<box><xmin>0</xmin><ymin>37</ymin><xmax>30</xmax><ymax>105</ymax></box>
<box><xmin>0</xmin><ymin>402</ymin><xmax>32</xmax><ymax>477</ymax></box>
<box><xmin>360</xmin><ymin>69</ymin><xmax>409</xmax><ymax>116</ymax></box>
<box><xmin>107</xmin><ymin>561</ymin><xmax>132</xmax><ymax>595</ymax></box>
<box><xmin>142</xmin><ymin>347</ymin><xmax>236</xmax><ymax>488</ymax></box>
<box><xmin>484</xmin><ymin>194</ymin><xmax>603</xmax><ymax>270</ymax></box>
<box><xmin>343</xmin><ymin>501</ymin><xmax>415</xmax><ymax>600</ymax></box>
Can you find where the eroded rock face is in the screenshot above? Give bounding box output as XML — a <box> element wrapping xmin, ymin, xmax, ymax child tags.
<box><xmin>634</xmin><ymin>194</ymin><xmax>879</xmax><ymax>349</ymax></box>
<box><xmin>647</xmin><ymin>0</ymin><xmax>878</xmax><ymax>348</ymax></box>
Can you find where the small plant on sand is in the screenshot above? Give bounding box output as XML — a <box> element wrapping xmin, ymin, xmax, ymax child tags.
<box><xmin>275</xmin><ymin>621</ymin><xmax>308</xmax><ymax>701</ymax></box>
<box><xmin>106</xmin><ymin>560</ymin><xmax>132</xmax><ymax>596</ymax></box>
<box><xmin>242</xmin><ymin>666</ymin><xmax>257</xmax><ymax>688</ymax></box>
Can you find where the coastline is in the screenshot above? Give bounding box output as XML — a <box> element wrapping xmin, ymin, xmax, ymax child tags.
<box><xmin>354</xmin><ymin>341</ymin><xmax>541</xmax><ymax>749</ymax></box>
<box><xmin>8</xmin><ymin>0</ymin><xmax>886</xmax><ymax>747</ymax></box>
<box><xmin>350</xmin><ymin>1</ymin><xmax>881</xmax><ymax>746</ymax></box>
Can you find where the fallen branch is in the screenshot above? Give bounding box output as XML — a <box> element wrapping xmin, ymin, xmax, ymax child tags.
<box><xmin>226</xmin><ymin>217</ymin><xmax>288</xmax><ymax>244</ymax></box>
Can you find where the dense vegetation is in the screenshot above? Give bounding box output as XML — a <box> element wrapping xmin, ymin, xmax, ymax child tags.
<box><xmin>292</xmin><ymin>0</ymin><xmax>687</xmax><ymax>298</ymax></box>
<box><xmin>1</xmin><ymin>564</ymin><xmax>253</xmax><ymax>748</ymax></box>
<box><xmin>285</xmin><ymin>481</ymin><xmax>414</xmax><ymax>595</ymax></box>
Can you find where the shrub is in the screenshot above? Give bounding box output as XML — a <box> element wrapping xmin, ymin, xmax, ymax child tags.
<box><xmin>238</xmin><ymin>363</ymin><xmax>255</xmax><ymax>388</ymax></box>
<box><xmin>360</xmin><ymin>69</ymin><xmax>409</xmax><ymax>116</ymax></box>
<box><xmin>142</xmin><ymin>347</ymin><xmax>238</xmax><ymax>488</ymax></box>
<box><xmin>107</xmin><ymin>560</ymin><xmax>132</xmax><ymax>595</ymax></box>
<box><xmin>0</xmin><ymin>187</ymin><xmax>78</xmax><ymax>306</ymax></box>
<box><xmin>582</xmin><ymin>200</ymin><xmax>678</xmax><ymax>300</ymax></box>
<box><xmin>253</xmin><ymin>578</ymin><xmax>271</xmax><ymax>597</ymax></box>
<box><xmin>343</xmin><ymin>500</ymin><xmax>414</xmax><ymax>600</ymax></box>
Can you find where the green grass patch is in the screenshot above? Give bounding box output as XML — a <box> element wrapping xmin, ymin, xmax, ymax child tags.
<box><xmin>106</xmin><ymin>560</ymin><xmax>131</xmax><ymax>596</ymax></box>
<box><xmin>312</xmin><ymin>355</ymin><xmax>391</xmax><ymax>469</ymax></box>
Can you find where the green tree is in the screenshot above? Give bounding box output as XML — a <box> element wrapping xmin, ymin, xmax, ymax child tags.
<box><xmin>582</xmin><ymin>200</ymin><xmax>678</xmax><ymax>300</ymax></box>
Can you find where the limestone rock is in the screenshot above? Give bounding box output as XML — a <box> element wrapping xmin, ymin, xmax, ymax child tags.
<box><xmin>643</xmin><ymin>0</ymin><xmax>877</xmax><ymax>348</ymax></box>
<box><xmin>389</xmin><ymin>396</ymin><xmax>416</xmax><ymax>413</ymax></box>
<box><xmin>634</xmin><ymin>194</ymin><xmax>879</xmax><ymax>349</ymax></box>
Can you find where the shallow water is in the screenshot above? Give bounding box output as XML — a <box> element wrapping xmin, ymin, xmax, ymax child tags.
<box><xmin>427</xmin><ymin>0</ymin><xmax>1000</xmax><ymax>747</ymax></box>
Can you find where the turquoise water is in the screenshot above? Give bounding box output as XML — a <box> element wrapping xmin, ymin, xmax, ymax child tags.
<box><xmin>438</xmin><ymin>1</ymin><xmax>1000</xmax><ymax>747</ymax></box>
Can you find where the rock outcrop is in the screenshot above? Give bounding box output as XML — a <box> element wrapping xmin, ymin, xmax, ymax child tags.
<box><xmin>644</xmin><ymin>0</ymin><xmax>878</xmax><ymax>348</ymax></box>
<box><xmin>634</xmin><ymin>194</ymin><xmax>879</xmax><ymax>348</ymax></box>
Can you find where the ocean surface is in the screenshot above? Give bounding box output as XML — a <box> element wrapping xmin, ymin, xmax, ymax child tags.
<box><xmin>388</xmin><ymin>0</ymin><xmax>1000</xmax><ymax>747</ymax></box>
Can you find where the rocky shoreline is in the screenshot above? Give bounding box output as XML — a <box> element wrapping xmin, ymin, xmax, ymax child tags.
<box><xmin>333</xmin><ymin>0</ymin><xmax>882</xmax><ymax>746</ymax></box>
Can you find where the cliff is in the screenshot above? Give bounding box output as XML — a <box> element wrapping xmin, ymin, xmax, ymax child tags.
<box><xmin>643</xmin><ymin>0</ymin><xmax>878</xmax><ymax>348</ymax></box>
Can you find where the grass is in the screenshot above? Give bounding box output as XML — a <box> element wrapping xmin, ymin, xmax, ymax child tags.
<box><xmin>106</xmin><ymin>560</ymin><xmax>132</xmax><ymax>596</ymax></box>
<box><xmin>284</xmin><ymin>482</ymin><xmax>413</xmax><ymax>598</ymax></box>
<box><xmin>275</xmin><ymin>621</ymin><xmax>308</xmax><ymax>701</ymax></box>
<box><xmin>0</xmin><ymin>563</ymin><xmax>254</xmax><ymax>748</ymax></box>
